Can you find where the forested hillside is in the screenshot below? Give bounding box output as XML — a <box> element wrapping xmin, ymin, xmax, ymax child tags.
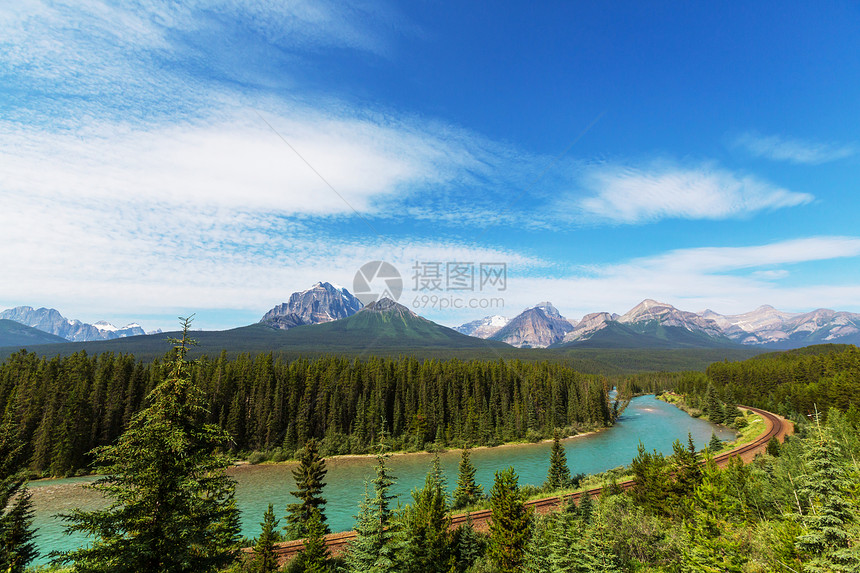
<box><xmin>0</xmin><ymin>351</ymin><xmax>611</xmax><ymax>477</ymax></box>
<box><xmin>702</xmin><ymin>344</ymin><xmax>860</xmax><ymax>417</ymax></box>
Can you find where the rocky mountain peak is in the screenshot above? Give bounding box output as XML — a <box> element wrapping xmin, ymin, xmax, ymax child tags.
<box><xmin>260</xmin><ymin>281</ymin><xmax>363</xmax><ymax>330</ymax></box>
<box><xmin>488</xmin><ymin>303</ymin><xmax>573</xmax><ymax>348</ymax></box>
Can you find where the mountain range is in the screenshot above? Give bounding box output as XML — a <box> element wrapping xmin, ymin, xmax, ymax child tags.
<box><xmin>460</xmin><ymin>299</ymin><xmax>860</xmax><ymax>350</ymax></box>
<box><xmin>3</xmin><ymin>284</ymin><xmax>859</xmax><ymax>358</ymax></box>
<box><xmin>0</xmin><ymin>306</ymin><xmax>155</xmax><ymax>342</ymax></box>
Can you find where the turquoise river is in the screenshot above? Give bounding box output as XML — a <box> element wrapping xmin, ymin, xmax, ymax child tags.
<box><xmin>27</xmin><ymin>395</ymin><xmax>737</xmax><ymax>564</ymax></box>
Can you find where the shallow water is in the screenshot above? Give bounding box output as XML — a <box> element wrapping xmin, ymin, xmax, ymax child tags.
<box><xmin>28</xmin><ymin>395</ymin><xmax>734</xmax><ymax>564</ymax></box>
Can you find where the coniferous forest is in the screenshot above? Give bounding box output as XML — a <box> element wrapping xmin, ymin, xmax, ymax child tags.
<box><xmin>2</xmin><ymin>342</ymin><xmax>860</xmax><ymax>572</ymax></box>
<box><xmin>0</xmin><ymin>350</ymin><xmax>611</xmax><ymax>477</ymax></box>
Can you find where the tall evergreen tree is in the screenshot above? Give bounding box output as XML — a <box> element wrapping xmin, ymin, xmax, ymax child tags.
<box><xmin>487</xmin><ymin>467</ymin><xmax>532</xmax><ymax>573</ymax></box>
<box><xmin>451</xmin><ymin>513</ymin><xmax>483</xmax><ymax>573</ymax></box>
<box><xmin>285</xmin><ymin>438</ymin><xmax>328</xmax><ymax>540</ymax></box>
<box><xmin>795</xmin><ymin>422</ymin><xmax>860</xmax><ymax>572</ymax></box>
<box><xmin>0</xmin><ymin>396</ymin><xmax>37</xmax><ymax>573</ymax></box>
<box><xmin>630</xmin><ymin>443</ymin><xmax>671</xmax><ymax>516</ymax></box>
<box><xmin>545</xmin><ymin>429</ymin><xmax>571</xmax><ymax>490</ymax></box>
<box><xmin>296</xmin><ymin>508</ymin><xmax>329</xmax><ymax>573</ymax></box>
<box><xmin>55</xmin><ymin>318</ymin><xmax>241</xmax><ymax>573</ymax></box>
<box><xmin>401</xmin><ymin>455</ymin><xmax>452</xmax><ymax>573</ymax></box>
<box><xmin>250</xmin><ymin>504</ymin><xmax>280</xmax><ymax>573</ymax></box>
<box><xmin>452</xmin><ymin>446</ymin><xmax>482</xmax><ymax>509</ymax></box>
<box><xmin>708</xmin><ymin>433</ymin><xmax>723</xmax><ymax>453</ymax></box>
<box><xmin>346</xmin><ymin>435</ymin><xmax>401</xmax><ymax>573</ymax></box>
<box><xmin>704</xmin><ymin>385</ymin><xmax>725</xmax><ymax>424</ymax></box>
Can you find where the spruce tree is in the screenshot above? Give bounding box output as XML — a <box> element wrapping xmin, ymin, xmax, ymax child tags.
<box><xmin>578</xmin><ymin>492</ymin><xmax>594</xmax><ymax>525</ymax></box>
<box><xmin>795</xmin><ymin>424</ymin><xmax>860</xmax><ymax>572</ymax></box>
<box><xmin>346</xmin><ymin>435</ymin><xmax>400</xmax><ymax>573</ymax></box>
<box><xmin>297</xmin><ymin>508</ymin><xmax>329</xmax><ymax>573</ymax></box>
<box><xmin>451</xmin><ymin>513</ymin><xmax>483</xmax><ymax>573</ymax></box>
<box><xmin>285</xmin><ymin>438</ymin><xmax>328</xmax><ymax>540</ymax></box>
<box><xmin>401</xmin><ymin>455</ymin><xmax>452</xmax><ymax>573</ymax></box>
<box><xmin>55</xmin><ymin>318</ymin><xmax>240</xmax><ymax>573</ymax></box>
<box><xmin>708</xmin><ymin>433</ymin><xmax>723</xmax><ymax>453</ymax></box>
<box><xmin>452</xmin><ymin>446</ymin><xmax>482</xmax><ymax>509</ymax></box>
<box><xmin>0</xmin><ymin>397</ymin><xmax>37</xmax><ymax>573</ymax></box>
<box><xmin>250</xmin><ymin>504</ymin><xmax>280</xmax><ymax>573</ymax></box>
<box><xmin>546</xmin><ymin>429</ymin><xmax>571</xmax><ymax>490</ymax></box>
<box><xmin>487</xmin><ymin>467</ymin><xmax>532</xmax><ymax>573</ymax></box>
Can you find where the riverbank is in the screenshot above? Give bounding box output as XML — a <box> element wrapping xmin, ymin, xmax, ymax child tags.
<box><xmin>656</xmin><ymin>392</ymin><xmax>768</xmax><ymax>453</ymax></box>
<box><xmin>247</xmin><ymin>427</ymin><xmax>607</xmax><ymax>468</ymax></box>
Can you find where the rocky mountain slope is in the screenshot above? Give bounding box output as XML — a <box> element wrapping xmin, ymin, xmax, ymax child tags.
<box><xmin>462</xmin><ymin>299</ymin><xmax>860</xmax><ymax>349</ymax></box>
<box><xmin>260</xmin><ymin>282</ymin><xmax>363</xmax><ymax>330</ymax></box>
<box><xmin>488</xmin><ymin>302</ymin><xmax>574</xmax><ymax>348</ymax></box>
<box><xmin>0</xmin><ymin>306</ymin><xmax>147</xmax><ymax>342</ymax></box>
<box><xmin>560</xmin><ymin>300</ymin><xmax>860</xmax><ymax>349</ymax></box>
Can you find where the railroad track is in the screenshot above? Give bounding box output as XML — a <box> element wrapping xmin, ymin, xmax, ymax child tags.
<box><xmin>260</xmin><ymin>405</ymin><xmax>792</xmax><ymax>563</ymax></box>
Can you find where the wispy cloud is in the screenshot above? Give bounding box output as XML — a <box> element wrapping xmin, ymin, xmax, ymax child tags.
<box><xmin>0</xmin><ymin>0</ymin><xmax>406</xmax><ymax>125</ymax></box>
<box><xmin>505</xmin><ymin>237</ymin><xmax>860</xmax><ymax>321</ymax></box>
<box><xmin>574</xmin><ymin>161</ymin><xmax>813</xmax><ymax>224</ymax></box>
<box><xmin>734</xmin><ymin>132</ymin><xmax>856</xmax><ymax>164</ymax></box>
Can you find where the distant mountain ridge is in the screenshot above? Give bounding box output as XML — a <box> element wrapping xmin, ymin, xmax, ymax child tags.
<box><xmin>0</xmin><ymin>319</ymin><xmax>68</xmax><ymax>347</ymax></box>
<box><xmin>260</xmin><ymin>282</ymin><xmax>363</xmax><ymax>330</ymax></box>
<box><xmin>0</xmin><ymin>306</ymin><xmax>148</xmax><ymax>342</ymax></box>
<box><xmin>461</xmin><ymin>299</ymin><xmax>860</xmax><ymax>349</ymax></box>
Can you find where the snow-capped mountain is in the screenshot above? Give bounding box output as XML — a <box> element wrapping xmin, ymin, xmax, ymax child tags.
<box><xmin>454</xmin><ymin>315</ymin><xmax>510</xmax><ymax>338</ymax></box>
<box><xmin>560</xmin><ymin>299</ymin><xmax>860</xmax><ymax>349</ymax></box>
<box><xmin>0</xmin><ymin>306</ymin><xmax>146</xmax><ymax>342</ymax></box>
<box><xmin>260</xmin><ymin>282</ymin><xmax>364</xmax><ymax>330</ymax></box>
<box><xmin>702</xmin><ymin>306</ymin><xmax>860</xmax><ymax>346</ymax></box>
<box><xmin>487</xmin><ymin>302</ymin><xmax>574</xmax><ymax>348</ymax></box>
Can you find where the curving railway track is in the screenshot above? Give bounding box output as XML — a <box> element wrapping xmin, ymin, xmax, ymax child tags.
<box><xmin>258</xmin><ymin>405</ymin><xmax>792</xmax><ymax>564</ymax></box>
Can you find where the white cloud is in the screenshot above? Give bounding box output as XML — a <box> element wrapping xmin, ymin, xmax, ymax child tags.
<box><xmin>575</xmin><ymin>161</ymin><xmax>813</xmax><ymax>223</ymax></box>
<box><xmin>734</xmin><ymin>132</ymin><xmax>856</xmax><ymax>164</ymax></box>
<box><xmin>492</xmin><ymin>237</ymin><xmax>860</xmax><ymax>323</ymax></box>
<box><xmin>0</xmin><ymin>107</ymin><xmax>495</xmax><ymax>218</ymax></box>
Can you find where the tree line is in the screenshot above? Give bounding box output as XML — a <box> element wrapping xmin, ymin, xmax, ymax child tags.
<box><xmin>0</xmin><ymin>350</ymin><xmax>612</xmax><ymax>477</ymax></box>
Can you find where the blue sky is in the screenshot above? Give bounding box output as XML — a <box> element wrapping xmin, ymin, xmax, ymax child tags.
<box><xmin>2</xmin><ymin>0</ymin><xmax>860</xmax><ymax>331</ymax></box>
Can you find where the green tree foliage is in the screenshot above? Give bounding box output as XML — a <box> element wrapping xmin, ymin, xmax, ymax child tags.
<box><xmin>295</xmin><ymin>508</ymin><xmax>329</xmax><ymax>573</ymax></box>
<box><xmin>450</xmin><ymin>513</ymin><xmax>484</xmax><ymax>573</ymax></box>
<box><xmin>794</xmin><ymin>420</ymin><xmax>860</xmax><ymax>572</ymax></box>
<box><xmin>400</xmin><ymin>456</ymin><xmax>452</xmax><ymax>573</ymax></box>
<box><xmin>55</xmin><ymin>319</ymin><xmax>241</xmax><ymax>573</ymax></box>
<box><xmin>488</xmin><ymin>467</ymin><xmax>532</xmax><ymax>573</ymax></box>
<box><xmin>703</xmin><ymin>344</ymin><xmax>860</xmax><ymax>416</ymax></box>
<box><xmin>630</xmin><ymin>443</ymin><xmax>671</xmax><ymax>516</ymax></box>
<box><xmin>452</xmin><ymin>446</ymin><xmax>482</xmax><ymax>509</ymax></box>
<box><xmin>285</xmin><ymin>438</ymin><xmax>328</xmax><ymax>540</ymax></box>
<box><xmin>250</xmin><ymin>504</ymin><xmax>280</xmax><ymax>573</ymax></box>
<box><xmin>346</xmin><ymin>438</ymin><xmax>400</xmax><ymax>573</ymax></box>
<box><xmin>0</xmin><ymin>396</ymin><xmax>37</xmax><ymax>573</ymax></box>
<box><xmin>708</xmin><ymin>432</ymin><xmax>723</xmax><ymax>453</ymax></box>
<box><xmin>0</xmin><ymin>353</ymin><xmax>612</xmax><ymax>476</ymax></box>
<box><xmin>545</xmin><ymin>429</ymin><xmax>572</xmax><ymax>490</ymax></box>
<box><xmin>671</xmin><ymin>434</ymin><xmax>702</xmax><ymax>501</ymax></box>
<box><xmin>766</xmin><ymin>435</ymin><xmax>781</xmax><ymax>457</ymax></box>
